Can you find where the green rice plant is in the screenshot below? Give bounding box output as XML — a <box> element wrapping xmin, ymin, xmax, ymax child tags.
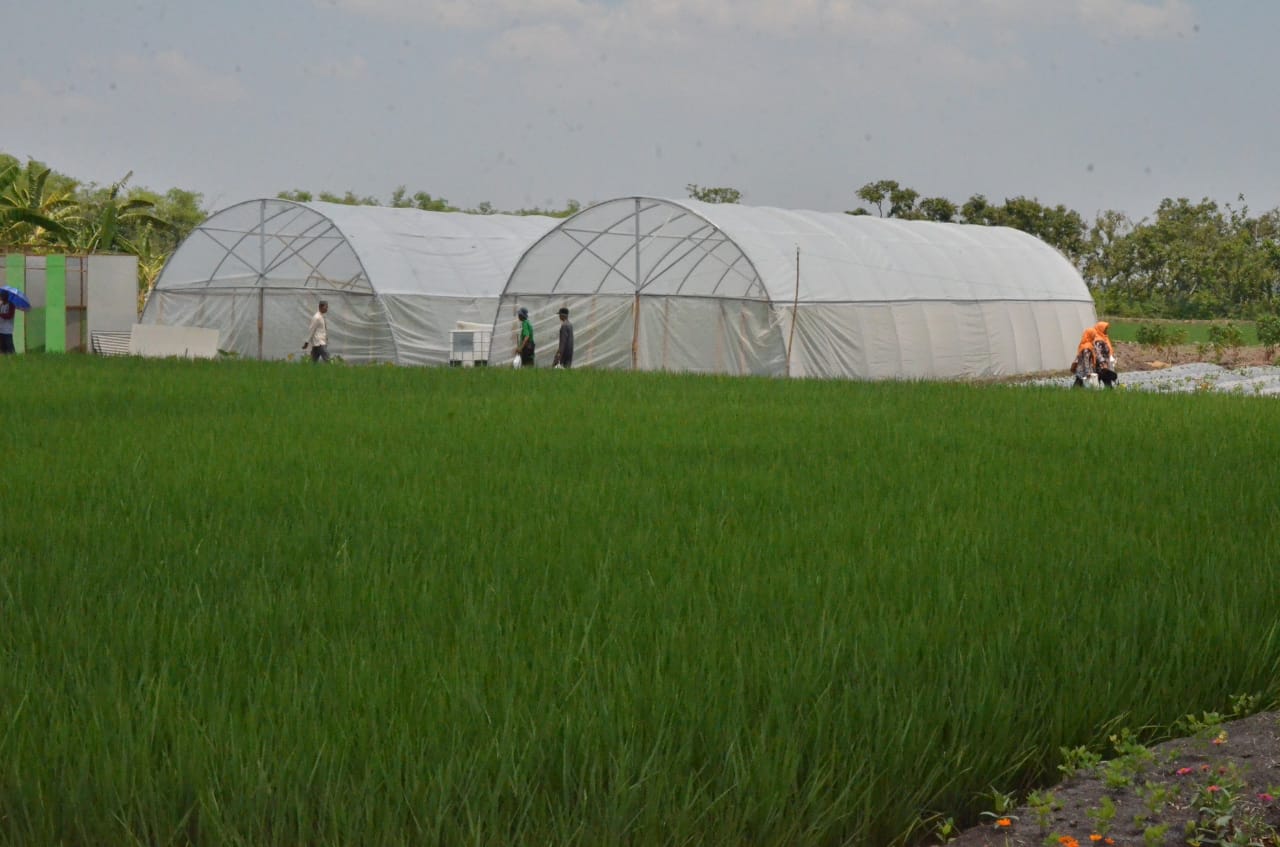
<box><xmin>1</xmin><ymin>357</ymin><xmax>1280</xmax><ymax>846</ymax></box>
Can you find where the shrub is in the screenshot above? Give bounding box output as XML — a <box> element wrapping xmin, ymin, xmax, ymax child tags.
<box><xmin>1134</xmin><ymin>323</ymin><xmax>1186</xmax><ymax>359</ymax></box>
<box><xmin>1135</xmin><ymin>324</ymin><xmax>1170</xmax><ymax>347</ymax></box>
<box><xmin>1256</xmin><ymin>314</ymin><xmax>1280</xmax><ymax>359</ymax></box>
<box><xmin>1207</xmin><ymin>322</ymin><xmax>1244</xmax><ymax>362</ymax></box>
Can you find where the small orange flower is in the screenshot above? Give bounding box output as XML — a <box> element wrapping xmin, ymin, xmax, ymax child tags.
<box><xmin>1105</xmin><ymin>840</ymin><xmax>1115</xmax><ymax>845</ymax></box>
<box><xmin>996</xmin><ymin>818</ymin><xmax>1012</xmax><ymax>828</ymax></box>
<box><xmin>1059</xmin><ymin>837</ymin><xmax>1080</xmax><ymax>847</ymax></box>
<box><xmin>1090</xmin><ymin>835</ymin><xmax>1103</xmax><ymax>842</ymax></box>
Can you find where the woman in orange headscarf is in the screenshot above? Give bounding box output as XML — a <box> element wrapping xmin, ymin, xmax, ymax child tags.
<box><xmin>1093</xmin><ymin>321</ymin><xmax>1117</xmax><ymax>387</ymax></box>
<box><xmin>1073</xmin><ymin>327</ymin><xmax>1098</xmax><ymax>388</ymax></box>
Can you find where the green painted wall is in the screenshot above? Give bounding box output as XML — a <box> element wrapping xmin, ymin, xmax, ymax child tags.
<box><xmin>45</xmin><ymin>255</ymin><xmax>66</xmax><ymax>353</ymax></box>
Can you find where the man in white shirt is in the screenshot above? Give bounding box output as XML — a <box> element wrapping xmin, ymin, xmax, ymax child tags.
<box><xmin>302</xmin><ymin>300</ymin><xmax>331</xmax><ymax>363</ymax></box>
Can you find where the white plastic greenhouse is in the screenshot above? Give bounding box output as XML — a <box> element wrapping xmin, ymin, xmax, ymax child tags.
<box><xmin>495</xmin><ymin>197</ymin><xmax>1096</xmax><ymax>379</ymax></box>
<box><xmin>140</xmin><ymin>199</ymin><xmax>559</xmax><ymax>364</ymax></box>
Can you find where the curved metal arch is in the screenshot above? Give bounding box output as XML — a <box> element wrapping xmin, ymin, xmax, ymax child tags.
<box><xmin>629</xmin><ymin>197</ymin><xmax>773</xmax><ymax>303</ymax></box>
<box><xmin>547</xmin><ymin>196</ymin><xmax>675</xmax><ymax>294</ymax></box>
<box><xmin>510</xmin><ymin>197</ymin><xmax>772</xmax><ymax>302</ymax></box>
<box><xmin>202</xmin><ymin>200</ymin><xmax>321</xmax><ymax>286</ymax></box>
<box><xmin>262</xmin><ymin>221</ymin><xmax>363</xmax><ymax>290</ymax></box>
<box><xmin>633</xmin><ymin>215</ymin><xmax>764</xmax><ymax>298</ymax></box>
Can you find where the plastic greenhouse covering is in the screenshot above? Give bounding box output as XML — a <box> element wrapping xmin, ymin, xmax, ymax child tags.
<box><xmin>141</xmin><ymin>199</ymin><xmax>559</xmax><ymax>365</ymax></box>
<box><xmin>494</xmin><ymin>197</ymin><xmax>1096</xmax><ymax>379</ymax></box>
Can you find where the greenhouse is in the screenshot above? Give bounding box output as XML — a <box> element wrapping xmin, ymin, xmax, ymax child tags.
<box><xmin>495</xmin><ymin>197</ymin><xmax>1096</xmax><ymax>379</ymax></box>
<box><xmin>141</xmin><ymin>199</ymin><xmax>559</xmax><ymax>365</ymax></box>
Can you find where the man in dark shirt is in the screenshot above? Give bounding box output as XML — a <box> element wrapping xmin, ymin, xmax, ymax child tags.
<box><xmin>553</xmin><ymin>307</ymin><xmax>574</xmax><ymax>369</ymax></box>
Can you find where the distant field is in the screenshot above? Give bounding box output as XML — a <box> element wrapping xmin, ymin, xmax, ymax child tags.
<box><xmin>1103</xmin><ymin>317</ymin><xmax>1262</xmax><ymax>345</ymax></box>
<box><xmin>3</xmin><ymin>357</ymin><xmax>1279</xmax><ymax>847</ymax></box>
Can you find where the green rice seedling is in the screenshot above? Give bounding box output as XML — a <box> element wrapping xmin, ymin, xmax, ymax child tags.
<box><xmin>2</xmin><ymin>357</ymin><xmax>1280</xmax><ymax>845</ymax></box>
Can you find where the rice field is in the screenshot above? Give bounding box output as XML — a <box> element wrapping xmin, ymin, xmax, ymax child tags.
<box><xmin>2</xmin><ymin>356</ymin><xmax>1279</xmax><ymax>846</ymax></box>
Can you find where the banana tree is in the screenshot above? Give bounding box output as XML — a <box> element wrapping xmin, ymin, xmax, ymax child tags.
<box><xmin>126</xmin><ymin>226</ymin><xmax>171</xmax><ymax>312</ymax></box>
<box><xmin>0</xmin><ymin>160</ymin><xmax>77</xmax><ymax>247</ymax></box>
<box><xmin>72</xmin><ymin>171</ymin><xmax>174</xmax><ymax>253</ymax></box>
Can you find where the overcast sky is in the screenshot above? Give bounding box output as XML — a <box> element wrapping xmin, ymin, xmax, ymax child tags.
<box><xmin>4</xmin><ymin>0</ymin><xmax>1274</xmax><ymax>221</ymax></box>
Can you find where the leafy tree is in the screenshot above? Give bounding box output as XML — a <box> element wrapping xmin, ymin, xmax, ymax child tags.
<box><xmin>507</xmin><ymin>199</ymin><xmax>581</xmax><ymax>219</ymax></box>
<box><xmin>1099</xmin><ymin>198</ymin><xmax>1245</xmax><ymax>318</ymax></box>
<box><xmin>150</xmin><ymin>188</ymin><xmax>207</xmax><ymax>248</ymax></box>
<box><xmin>960</xmin><ymin>193</ymin><xmax>996</xmax><ymax>226</ymax></box>
<box><xmin>686</xmin><ymin>184</ymin><xmax>741</xmax><ymax>204</ymax></box>
<box><xmin>317</xmin><ymin>190</ymin><xmax>381</xmax><ymax>206</ymax></box>
<box><xmin>387</xmin><ymin>186</ymin><xmax>457</xmax><ymax>212</ymax></box>
<box><xmin>413</xmin><ymin>192</ymin><xmax>457</xmax><ymax>212</ymax></box>
<box><xmin>855</xmin><ymin>180</ymin><xmax>918</xmax><ymax>218</ymax></box>
<box><xmin>1081</xmin><ymin>210</ymin><xmax>1136</xmax><ymax>312</ymax></box>
<box><xmin>916</xmin><ymin>197</ymin><xmax>958</xmax><ymax>223</ymax></box>
<box><xmin>960</xmin><ymin>193</ymin><xmax>1087</xmax><ymax>266</ymax></box>
<box><xmin>277</xmin><ymin>189</ymin><xmax>313</xmax><ymax>202</ymax></box>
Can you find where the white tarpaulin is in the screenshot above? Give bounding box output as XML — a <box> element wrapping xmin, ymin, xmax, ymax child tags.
<box><xmin>141</xmin><ymin>199</ymin><xmax>559</xmax><ymax>365</ymax></box>
<box><xmin>494</xmin><ymin>197</ymin><xmax>1096</xmax><ymax>379</ymax></box>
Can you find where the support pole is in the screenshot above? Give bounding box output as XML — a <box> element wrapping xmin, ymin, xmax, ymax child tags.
<box><xmin>632</xmin><ymin>198</ymin><xmax>642</xmax><ymax>370</ymax></box>
<box><xmin>785</xmin><ymin>246</ymin><xmax>800</xmax><ymax>374</ymax></box>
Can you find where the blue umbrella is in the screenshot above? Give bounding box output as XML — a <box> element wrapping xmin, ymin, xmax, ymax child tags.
<box><xmin>0</xmin><ymin>286</ymin><xmax>30</xmax><ymax>311</ymax></box>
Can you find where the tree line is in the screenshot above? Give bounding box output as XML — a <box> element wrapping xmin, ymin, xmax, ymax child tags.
<box><xmin>4</xmin><ymin>152</ymin><xmax>1277</xmax><ymax>320</ymax></box>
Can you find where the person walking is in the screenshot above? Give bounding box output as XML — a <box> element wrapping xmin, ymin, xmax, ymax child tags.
<box><xmin>515</xmin><ymin>307</ymin><xmax>535</xmax><ymax>368</ymax></box>
<box><xmin>0</xmin><ymin>291</ymin><xmax>16</xmax><ymax>355</ymax></box>
<box><xmin>552</xmin><ymin>307</ymin><xmax>574</xmax><ymax>369</ymax></box>
<box><xmin>302</xmin><ymin>300</ymin><xmax>331</xmax><ymax>363</ymax></box>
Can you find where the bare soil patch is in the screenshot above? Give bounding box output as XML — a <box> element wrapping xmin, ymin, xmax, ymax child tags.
<box><xmin>935</xmin><ymin>711</ymin><xmax>1280</xmax><ymax>847</ymax></box>
<box><xmin>1114</xmin><ymin>341</ymin><xmax>1277</xmax><ymax>372</ymax></box>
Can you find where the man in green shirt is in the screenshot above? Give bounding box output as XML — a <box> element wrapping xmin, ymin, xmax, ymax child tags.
<box><xmin>516</xmin><ymin>307</ymin><xmax>535</xmax><ymax>367</ymax></box>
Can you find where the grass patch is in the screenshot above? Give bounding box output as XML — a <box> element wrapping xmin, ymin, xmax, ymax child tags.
<box><xmin>1103</xmin><ymin>317</ymin><xmax>1262</xmax><ymax>345</ymax></box>
<box><xmin>2</xmin><ymin>356</ymin><xmax>1279</xmax><ymax>846</ymax></box>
